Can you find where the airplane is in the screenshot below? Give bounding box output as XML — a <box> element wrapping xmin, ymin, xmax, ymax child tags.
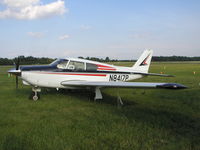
<box><xmin>8</xmin><ymin>50</ymin><xmax>187</xmax><ymax>103</ymax></box>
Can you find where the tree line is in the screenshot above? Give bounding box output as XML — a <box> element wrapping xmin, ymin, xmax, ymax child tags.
<box><xmin>0</xmin><ymin>56</ymin><xmax>54</xmax><ymax>65</ymax></box>
<box><xmin>79</xmin><ymin>56</ymin><xmax>200</xmax><ymax>62</ymax></box>
<box><xmin>0</xmin><ymin>55</ymin><xmax>200</xmax><ymax>65</ymax></box>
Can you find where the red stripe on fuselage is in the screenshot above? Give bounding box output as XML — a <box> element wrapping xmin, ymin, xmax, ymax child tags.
<box><xmin>96</xmin><ymin>64</ymin><xmax>116</xmax><ymax>70</ymax></box>
<box><xmin>96</xmin><ymin>64</ymin><xmax>111</xmax><ymax>67</ymax></box>
<box><xmin>98</xmin><ymin>68</ymin><xmax>116</xmax><ymax>71</ymax></box>
<box><xmin>36</xmin><ymin>72</ymin><xmax>107</xmax><ymax>77</ymax></box>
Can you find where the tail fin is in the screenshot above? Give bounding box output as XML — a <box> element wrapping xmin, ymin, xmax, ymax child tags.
<box><xmin>132</xmin><ymin>49</ymin><xmax>153</xmax><ymax>73</ymax></box>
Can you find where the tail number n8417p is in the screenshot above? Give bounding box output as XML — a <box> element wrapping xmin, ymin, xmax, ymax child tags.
<box><xmin>109</xmin><ymin>74</ymin><xmax>129</xmax><ymax>81</ymax></box>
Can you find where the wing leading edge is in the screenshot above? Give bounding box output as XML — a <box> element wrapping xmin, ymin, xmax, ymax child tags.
<box><xmin>61</xmin><ymin>81</ymin><xmax>187</xmax><ymax>89</ymax></box>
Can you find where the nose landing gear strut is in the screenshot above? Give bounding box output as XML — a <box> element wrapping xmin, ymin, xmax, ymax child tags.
<box><xmin>29</xmin><ymin>87</ymin><xmax>41</xmax><ymax>101</ymax></box>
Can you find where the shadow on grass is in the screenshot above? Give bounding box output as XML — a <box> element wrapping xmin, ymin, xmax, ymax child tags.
<box><xmin>2</xmin><ymin>134</ymin><xmax>33</xmax><ymax>150</ymax></box>
<box><xmin>55</xmin><ymin>89</ymin><xmax>200</xmax><ymax>148</ymax></box>
<box><xmin>24</xmin><ymin>88</ymin><xmax>200</xmax><ymax>148</ymax></box>
<box><xmin>48</xmin><ymin>88</ymin><xmax>138</xmax><ymax>106</ymax></box>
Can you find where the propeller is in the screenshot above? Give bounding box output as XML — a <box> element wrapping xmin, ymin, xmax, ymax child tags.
<box><xmin>14</xmin><ymin>57</ymin><xmax>20</xmax><ymax>89</ymax></box>
<box><xmin>16</xmin><ymin>56</ymin><xmax>20</xmax><ymax>70</ymax></box>
<box><xmin>16</xmin><ymin>76</ymin><xmax>18</xmax><ymax>89</ymax></box>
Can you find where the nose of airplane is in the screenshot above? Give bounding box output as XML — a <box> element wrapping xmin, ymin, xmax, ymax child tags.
<box><xmin>8</xmin><ymin>68</ymin><xmax>21</xmax><ymax>76</ymax></box>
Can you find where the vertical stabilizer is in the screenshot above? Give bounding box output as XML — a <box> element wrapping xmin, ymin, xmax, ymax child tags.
<box><xmin>132</xmin><ymin>49</ymin><xmax>153</xmax><ymax>73</ymax></box>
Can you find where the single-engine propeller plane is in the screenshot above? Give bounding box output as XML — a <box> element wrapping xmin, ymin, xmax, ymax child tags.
<box><xmin>8</xmin><ymin>50</ymin><xmax>187</xmax><ymax>102</ymax></box>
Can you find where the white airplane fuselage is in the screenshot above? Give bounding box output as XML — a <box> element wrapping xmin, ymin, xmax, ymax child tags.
<box><xmin>22</xmin><ymin>71</ymin><xmax>143</xmax><ymax>89</ymax></box>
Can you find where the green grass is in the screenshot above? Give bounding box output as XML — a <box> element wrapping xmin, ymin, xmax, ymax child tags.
<box><xmin>0</xmin><ymin>63</ymin><xmax>200</xmax><ymax>150</ymax></box>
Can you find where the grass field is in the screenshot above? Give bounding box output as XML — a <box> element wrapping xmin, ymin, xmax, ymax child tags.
<box><xmin>0</xmin><ymin>62</ymin><xmax>200</xmax><ymax>150</ymax></box>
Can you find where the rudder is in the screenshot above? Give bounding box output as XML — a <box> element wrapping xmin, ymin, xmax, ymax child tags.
<box><xmin>132</xmin><ymin>49</ymin><xmax>153</xmax><ymax>73</ymax></box>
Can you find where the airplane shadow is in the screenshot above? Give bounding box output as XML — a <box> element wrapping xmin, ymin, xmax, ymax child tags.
<box><xmin>56</xmin><ymin>89</ymin><xmax>199</xmax><ymax>148</ymax></box>
<box><xmin>52</xmin><ymin>88</ymin><xmax>137</xmax><ymax>106</ymax></box>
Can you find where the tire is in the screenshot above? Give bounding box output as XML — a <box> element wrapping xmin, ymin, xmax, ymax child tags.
<box><xmin>33</xmin><ymin>95</ymin><xmax>39</xmax><ymax>101</ymax></box>
<box><xmin>29</xmin><ymin>92</ymin><xmax>40</xmax><ymax>101</ymax></box>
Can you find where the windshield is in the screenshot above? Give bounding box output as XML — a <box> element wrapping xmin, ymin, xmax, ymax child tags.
<box><xmin>50</xmin><ymin>59</ymin><xmax>68</xmax><ymax>66</ymax></box>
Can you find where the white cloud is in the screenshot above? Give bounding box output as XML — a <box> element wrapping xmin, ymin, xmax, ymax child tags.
<box><xmin>59</xmin><ymin>34</ymin><xmax>70</xmax><ymax>40</ymax></box>
<box><xmin>80</xmin><ymin>25</ymin><xmax>91</xmax><ymax>30</ymax></box>
<box><xmin>0</xmin><ymin>0</ymin><xmax>67</xmax><ymax>20</ymax></box>
<box><xmin>27</xmin><ymin>32</ymin><xmax>44</xmax><ymax>38</ymax></box>
<box><xmin>2</xmin><ymin>0</ymin><xmax>40</xmax><ymax>8</ymax></box>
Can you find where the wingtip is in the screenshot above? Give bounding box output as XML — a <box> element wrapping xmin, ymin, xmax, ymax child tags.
<box><xmin>157</xmin><ymin>83</ymin><xmax>187</xmax><ymax>89</ymax></box>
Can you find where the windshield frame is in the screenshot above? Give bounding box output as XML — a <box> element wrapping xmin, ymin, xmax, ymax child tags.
<box><xmin>50</xmin><ymin>59</ymin><xmax>68</xmax><ymax>66</ymax></box>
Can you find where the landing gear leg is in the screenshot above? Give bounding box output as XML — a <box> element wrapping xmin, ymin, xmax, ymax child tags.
<box><xmin>117</xmin><ymin>89</ymin><xmax>123</xmax><ymax>107</ymax></box>
<box><xmin>117</xmin><ymin>93</ymin><xmax>124</xmax><ymax>107</ymax></box>
<box><xmin>94</xmin><ymin>87</ymin><xmax>103</xmax><ymax>101</ymax></box>
<box><xmin>29</xmin><ymin>87</ymin><xmax>41</xmax><ymax>101</ymax></box>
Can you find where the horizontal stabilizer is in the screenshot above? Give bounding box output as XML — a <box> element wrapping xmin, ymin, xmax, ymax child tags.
<box><xmin>132</xmin><ymin>72</ymin><xmax>174</xmax><ymax>77</ymax></box>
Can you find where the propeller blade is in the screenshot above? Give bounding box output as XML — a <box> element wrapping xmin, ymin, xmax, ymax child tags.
<box><xmin>16</xmin><ymin>76</ymin><xmax>18</xmax><ymax>89</ymax></box>
<box><xmin>16</xmin><ymin>57</ymin><xmax>20</xmax><ymax>70</ymax></box>
<box><xmin>14</xmin><ymin>56</ymin><xmax>20</xmax><ymax>89</ymax></box>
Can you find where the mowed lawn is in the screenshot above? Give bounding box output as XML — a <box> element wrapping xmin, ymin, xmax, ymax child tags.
<box><xmin>0</xmin><ymin>62</ymin><xmax>199</xmax><ymax>150</ymax></box>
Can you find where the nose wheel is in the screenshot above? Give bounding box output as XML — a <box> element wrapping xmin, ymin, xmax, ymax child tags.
<box><xmin>29</xmin><ymin>91</ymin><xmax>40</xmax><ymax>101</ymax></box>
<box><xmin>29</xmin><ymin>87</ymin><xmax>41</xmax><ymax>101</ymax></box>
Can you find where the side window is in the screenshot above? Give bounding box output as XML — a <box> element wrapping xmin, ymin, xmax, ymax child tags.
<box><xmin>57</xmin><ymin>60</ymin><xmax>68</xmax><ymax>69</ymax></box>
<box><xmin>68</xmin><ymin>61</ymin><xmax>85</xmax><ymax>71</ymax></box>
<box><xmin>86</xmin><ymin>63</ymin><xmax>97</xmax><ymax>71</ymax></box>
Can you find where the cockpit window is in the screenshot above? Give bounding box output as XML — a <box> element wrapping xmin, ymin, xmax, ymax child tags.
<box><xmin>51</xmin><ymin>59</ymin><xmax>69</xmax><ymax>69</ymax></box>
<box><xmin>86</xmin><ymin>63</ymin><xmax>97</xmax><ymax>71</ymax></box>
<box><xmin>68</xmin><ymin>61</ymin><xmax>85</xmax><ymax>71</ymax></box>
<box><xmin>57</xmin><ymin>60</ymin><xmax>69</xmax><ymax>69</ymax></box>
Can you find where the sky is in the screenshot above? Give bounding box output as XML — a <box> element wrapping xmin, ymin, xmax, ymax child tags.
<box><xmin>0</xmin><ymin>0</ymin><xmax>200</xmax><ymax>59</ymax></box>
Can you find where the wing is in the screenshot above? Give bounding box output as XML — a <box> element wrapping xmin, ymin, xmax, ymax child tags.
<box><xmin>61</xmin><ymin>81</ymin><xmax>187</xmax><ymax>89</ymax></box>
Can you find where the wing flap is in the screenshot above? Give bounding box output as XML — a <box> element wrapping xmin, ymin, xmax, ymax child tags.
<box><xmin>61</xmin><ymin>81</ymin><xmax>186</xmax><ymax>89</ymax></box>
